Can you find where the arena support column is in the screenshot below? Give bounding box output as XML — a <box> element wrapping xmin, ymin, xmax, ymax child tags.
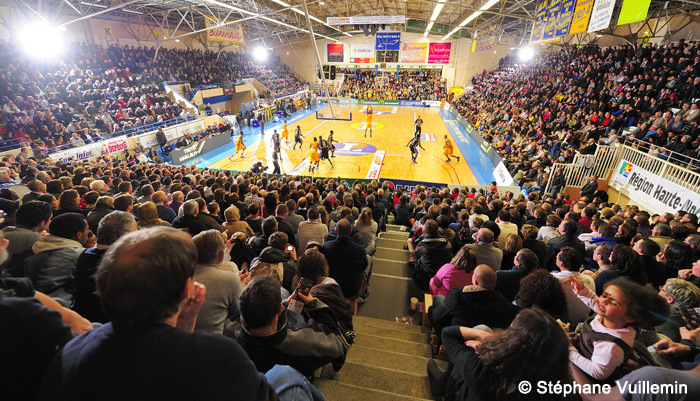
<box><xmin>300</xmin><ymin>0</ymin><xmax>336</xmax><ymax>118</ymax></box>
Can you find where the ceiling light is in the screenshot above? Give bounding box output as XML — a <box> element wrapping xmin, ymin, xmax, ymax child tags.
<box><xmin>426</xmin><ymin>21</ymin><xmax>434</xmax><ymax>31</ymax></box>
<box><xmin>122</xmin><ymin>9</ymin><xmax>143</xmax><ymax>14</ymax></box>
<box><xmin>254</xmin><ymin>47</ymin><xmax>269</xmax><ymax>61</ymax></box>
<box><xmin>80</xmin><ymin>2</ymin><xmax>107</xmax><ymax>8</ymax></box>
<box><xmin>518</xmin><ymin>47</ymin><xmax>535</xmax><ymax>62</ymax></box>
<box><xmin>429</xmin><ymin>4</ymin><xmax>444</xmax><ymax>22</ymax></box>
<box><xmin>319</xmin><ymin>1</ymin><xmax>325</xmax><ymax>4</ymax></box>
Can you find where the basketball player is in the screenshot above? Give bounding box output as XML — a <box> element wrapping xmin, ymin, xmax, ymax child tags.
<box><xmin>272</xmin><ymin>148</ymin><xmax>281</xmax><ymax>174</ymax></box>
<box><xmin>319</xmin><ymin>136</ymin><xmax>334</xmax><ymax>168</ymax></box>
<box><xmin>228</xmin><ymin>130</ymin><xmax>246</xmax><ymax>160</ymax></box>
<box><xmin>327</xmin><ymin>130</ymin><xmax>337</xmax><ymax>157</ymax></box>
<box><xmin>414</xmin><ymin>115</ymin><xmax>423</xmax><ymax>135</ymax></box>
<box><xmin>364</xmin><ymin>105</ymin><xmax>373</xmax><ymax>138</ymax></box>
<box><xmin>407</xmin><ymin>133</ymin><xmax>425</xmax><ymax>164</ymax></box>
<box><xmin>309</xmin><ymin>137</ymin><xmax>320</xmax><ymax>172</ymax></box>
<box><xmin>292</xmin><ymin>125</ymin><xmax>303</xmax><ymax>149</ymax></box>
<box><xmin>270</xmin><ymin>129</ymin><xmax>281</xmax><ymax>154</ymax></box>
<box><xmin>443</xmin><ymin>135</ymin><xmax>460</xmax><ymax>162</ymax></box>
<box><xmin>281</xmin><ymin>120</ymin><xmax>289</xmax><ymax>144</ymax></box>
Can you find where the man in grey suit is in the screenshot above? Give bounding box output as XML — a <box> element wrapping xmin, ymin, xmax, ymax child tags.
<box><xmin>465</xmin><ymin>228</ymin><xmax>503</xmax><ymax>271</ymax></box>
<box><xmin>191</xmin><ymin>229</ymin><xmax>246</xmax><ymax>334</ymax></box>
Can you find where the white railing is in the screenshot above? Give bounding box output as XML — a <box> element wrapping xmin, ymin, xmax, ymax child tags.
<box><xmin>544</xmin><ymin>144</ymin><xmax>700</xmax><ymax>197</ymax></box>
<box><xmin>544</xmin><ymin>145</ymin><xmax>620</xmax><ymax>194</ymax></box>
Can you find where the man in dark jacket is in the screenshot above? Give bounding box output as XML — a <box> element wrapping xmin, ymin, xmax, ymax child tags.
<box><xmin>429</xmin><ymin>265</ymin><xmax>517</xmax><ymax>330</ymax></box>
<box><xmin>171</xmin><ymin>200</ymin><xmax>207</xmax><ymax>236</ymax></box>
<box><xmin>322</xmin><ymin>219</ymin><xmax>370</xmax><ymax>299</ymax></box>
<box><xmin>228</xmin><ymin>276</ymin><xmax>350</xmax><ymax>377</ymax></box>
<box><xmin>546</xmin><ymin>219</ymin><xmax>586</xmax><ymax>270</ymax></box>
<box><xmin>580</xmin><ymin>175</ymin><xmax>598</xmax><ymax>201</ymax></box>
<box><xmin>155</xmin><ymin>128</ymin><xmax>167</xmax><ymax>151</ymax></box>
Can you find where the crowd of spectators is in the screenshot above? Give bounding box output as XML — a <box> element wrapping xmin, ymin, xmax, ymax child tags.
<box><xmin>0</xmin><ymin>143</ymin><xmax>699</xmax><ymax>398</ymax></box>
<box><xmin>0</xmin><ymin>41</ymin><xmax>305</xmax><ymax>154</ymax></box>
<box><xmin>337</xmin><ymin>68</ymin><xmax>447</xmax><ymax>101</ymax></box>
<box><xmin>454</xmin><ymin>40</ymin><xmax>700</xmax><ymax>193</ymax></box>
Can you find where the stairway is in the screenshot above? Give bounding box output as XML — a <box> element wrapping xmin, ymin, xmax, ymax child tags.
<box><xmin>314</xmin><ymin>222</ymin><xmax>434</xmax><ymax>401</ymax></box>
<box><xmin>315</xmin><ymin>316</ymin><xmax>433</xmax><ymax>401</ymax></box>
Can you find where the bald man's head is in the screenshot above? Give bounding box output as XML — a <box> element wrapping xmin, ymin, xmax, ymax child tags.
<box><xmin>472</xmin><ymin>264</ymin><xmax>496</xmax><ymax>290</ymax></box>
<box><xmin>476</xmin><ymin>228</ymin><xmax>494</xmax><ymax>243</ymax></box>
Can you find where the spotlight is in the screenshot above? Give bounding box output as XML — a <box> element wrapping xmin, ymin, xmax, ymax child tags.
<box><xmin>19</xmin><ymin>23</ymin><xmax>63</xmax><ymax>59</ymax></box>
<box><xmin>518</xmin><ymin>47</ymin><xmax>535</xmax><ymax>62</ymax></box>
<box><xmin>253</xmin><ymin>47</ymin><xmax>269</xmax><ymax>61</ymax></box>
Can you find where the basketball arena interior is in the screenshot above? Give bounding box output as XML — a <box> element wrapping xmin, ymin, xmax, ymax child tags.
<box><xmin>2</xmin><ymin>0</ymin><xmax>700</xmax><ymax>400</ymax></box>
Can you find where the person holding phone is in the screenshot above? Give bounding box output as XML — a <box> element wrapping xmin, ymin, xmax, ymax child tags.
<box><xmin>229</xmin><ymin>275</ymin><xmax>351</xmax><ymax>377</ymax></box>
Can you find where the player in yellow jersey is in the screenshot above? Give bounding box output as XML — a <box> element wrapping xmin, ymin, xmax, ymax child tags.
<box><xmin>281</xmin><ymin>120</ymin><xmax>289</xmax><ymax>144</ymax></box>
<box><xmin>443</xmin><ymin>135</ymin><xmax>460</xmax><ymax>162</ymax></box>
<box><xmin>228</xmin><ymin>130</ymin><xmax>246</xmax><ymax>160</ymax></box>
<box><xmin>309</xmin><ymin>137</ymin><xmax>320</xmax><ymax>172</ymax></box>
<box><xmin>364</xmin><ymin>105</ymin><xmax>373</xmax><ymax>138</ymax></box>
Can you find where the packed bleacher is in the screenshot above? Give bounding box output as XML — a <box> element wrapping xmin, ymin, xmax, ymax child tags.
<box><xmin>3</xmin><ymin>41</ymin><xmax>700</xmax><ymax>401</ymax></box>
<box><xmin>0</xmin><ymin>41</ymin><xmax>305</xmax><ymax>153</ymax></box>
<box><xmin>454</xmin><ymin>40</ymin><xmax>700</xmax><ymax>191</ymax></box>
<box><xmin>337</xmin><ymin>68</ymin><xmax>447</xmax><ymax>101</ymax></box>
<box><xmin>0</xmin><ymin>143</ymin><xmax>699</xmax><ymax>399</ymax></box>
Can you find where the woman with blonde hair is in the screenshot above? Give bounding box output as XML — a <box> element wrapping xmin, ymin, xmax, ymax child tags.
<box><xmin>222</xmin><ymin>205</ymin><xmax>255</xmax><ymax>238</ymax></box>
<box><xmin>355</xmin><ymin>207</ymin><xmax>377</xmax><ymax>255</ymax></box>
<box><xmin>500</xmin><ymin>233</ymin><xmax>522</xmax><ymax>270</ymax></box>
<box><xmin>134</xmin><ymin>202</ymin><xmax>170</xmax><ymax>229</ymax></box>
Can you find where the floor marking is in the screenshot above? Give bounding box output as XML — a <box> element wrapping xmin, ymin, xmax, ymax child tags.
<box><xmin>372</xmin><ymin>273</ymin><xmax>412</xmax><ymax>281</ymax></box>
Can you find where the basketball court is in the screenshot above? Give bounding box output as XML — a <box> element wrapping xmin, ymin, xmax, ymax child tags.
<box><xmin>203</xmin><ymin>104</ymin><xmax>482</xmax><ymax>186</ymax></box>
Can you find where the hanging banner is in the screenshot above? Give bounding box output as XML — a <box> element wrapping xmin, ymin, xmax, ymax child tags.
<box><xmin>350</xmin><ymin>43</ymin><xmax>375</xmax><ymax>63</ymax></box>
<box><xmin>204</xmin><ymin>16</ymin><xmax>245</xmax><ymax>44</ymax></box>
<box><xmin>325</xmin><ymin>43</ymin><xmax>345</xmax><ymax>63</ymax></box>
<box><xmin>543</xmin><ymin>0</ymin><xmax>562</xmax><ymax>40</ymax></box>
<box><xmin>530</xmin><ymin>1</ymin><xmax>549</xmax><ymax>44</ymax></box>
<box><xmin>587</xmin><ymin>0</ymin><xmax>616</xmax><ymax>33</ymax></box>
<box><xmin>400</xmin><ymin>42</ymin><xmax>428</xmax><ymax>63</ymax></box>
<box><xmin>376</xmin><ymin>32</ymin><xmax>401</xmax><ymax>51</ymax></box>
<box><xmin>569</xmin><ymin>0</ymin><xmax>595</xmax><ymax>34</ymax></box>
<box><xmin>611</xmin><ymin>159</ymin><xmax>700</xmax><ymax>215</ymax></box>
<box><xmin>48</xmin><ymin>135</ymin><xmax>129</xmax><ymax>163</ymax></box>
<box><xmin>555</xmin><ymin>0</ymin><xmax>577</xmax><ymax>37</ymax></box>
<box><xmin>427</xmin><ymin>42</ymin><xmax>451</xmax><ymax>64</ymax></box>
<box><xmin>617</xmin><ymin>0</ymin><xmax>652</xmax><ymax>26</ymax></box>
<box><xmin>476</xmin><ymin>24</ymin><xmax>497</xmax><ymax>51</ymax></box>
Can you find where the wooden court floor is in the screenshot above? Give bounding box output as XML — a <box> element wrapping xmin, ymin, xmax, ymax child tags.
<box><xmin>207</xmin><ymin>105</ymin><xmax>478</xmax><ymax>185</ymax></box>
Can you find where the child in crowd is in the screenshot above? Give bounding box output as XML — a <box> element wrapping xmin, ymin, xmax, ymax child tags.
<box><xmin>564</xmin><ymin>276</ymin><xmax>669</xmax><ymax>382</ymax></box>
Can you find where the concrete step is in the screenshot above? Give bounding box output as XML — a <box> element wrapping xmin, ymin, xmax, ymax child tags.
<box><xmin>335</xmin><ymin>361</ymin><xmax>432</xmax><ymax>399</ymax></box>
<box><xmin>375</xmin><ymin>246</ymin><xmax>410</xmax><ymax>262</ymax></box>
<box><xmin>386</xmin><ymin>224</ymin><xmax>408</xmax><ymax>233</ymax></box>
<box><xmin>379</xmin><ymin>231</ymin><xmax>410</xmax><ymax>241</ymax></box>
<box><xmin>377</xmin><ymin>236</ymin><xmax>408</xmax><ymax>250</ymax></box>
<box><xmin>354</xmin><ymin>333</ymin><xmax>432</xmax><ymax>358</ymax></box>
<box><xmin>352</xmin><ymin>323</ymin><xmax>427</xmax><ymax>344</ymax></box>
<box><xmin>372</xmin><ymin>258</ymin><xmax>413</xmax><ymax>278</ymax></box>
<box><xmin>346</xmin><ymin>345</ymin><xmax>430</xmax><ymax>372</ymax></box>
<box><xmin>353</xmin><ymin>315</ymin><xmax>424</xmax><ymax>333</ymax></box>
<box><xmin>315</xmin><ymin>380</ymin><xmax>432</xmax><ymax>401</ymax></box>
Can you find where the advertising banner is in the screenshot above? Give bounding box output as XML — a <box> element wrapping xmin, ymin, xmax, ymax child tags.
<box><xmin>170</xmin><ymin>132</ymin><xmax>231</xmax><ymax>165</ymax></box>
<box><xmin>375</xmin><ymin>32</ymin><xmax>401</xmax><ymax>51</ymax></box>
<box><xmin>325</xmin><ymin>43</ymin><xmax>345</xmax><ymax>63</ymax></box>
<box><xmin>610</xmin><ymin>159</ymin><xmax>700</xmax><ymax>215</ymax></box>
<box><xmin>350</xmin><ymin>43</ymin><xmax>375</xmax><ymax>63</ymax></box>
<box><xmin>400</xmin><ymin>43</ymin><xmax>428</xmax><ymax>63</ymax></box>
<box><xmin>327</xmin><ymin>16</ymin><xmax>405</xmax><ymax>25</ymax></box>
<box><xmin>543</xmin><ymin>0</ymin><xmax>562</xmax><ymax>40</ymax></box>
<box><xmin>569</xmin><ymin>0</ymin><xmax>595</xmax><ymax>34</ymax></box>
<box><xmin>138</xmin><ymin>119</ymin><xmax>206</xmax><ymax>149</ymax></box>
<box><xmin>366</xmin><ymin>150</ymin><xmax>385</xmax><ymax>180</ymax></box>
<box><xmin>427</xmin><ymin>42</ymin><xmax>451</xmax><ymax>64</ymax></box>
<box><xmin>555</xmin><ymin>0</ymin><xmax>576</xmax><ymax>36</ymax></box>
<box><xmin>617</xmin><ymin>0</ymin><xmax>652</xmax><ymax>26</ymax></box>
<box><xmin>204</xmin><ymin>17</ymin><xmax>245</xmax><ymax>44</ymax></box>
<box><xmin>587</xmin><ymin>0</ymin><xmax>616</xmax><ymax>33</ymax></box>
<box><xmin>48</xmin><ymin>135</ymin><xmax>129</xmax><ymax>162</ymax></box>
